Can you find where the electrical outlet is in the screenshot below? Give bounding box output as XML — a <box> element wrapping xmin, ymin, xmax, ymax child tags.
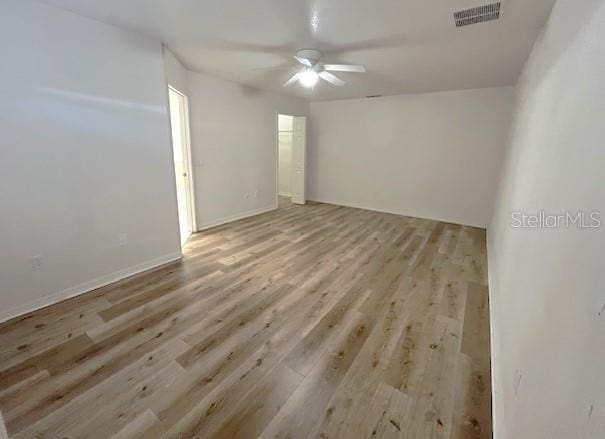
<box><xmin>30</xmin><ymin>255</ymin><xmax>43</xmax><ymax>271</ymax></box>
<box><xmin>118</xmin><ymin>233</ymin><xmax>128</xmax><ymax>246</ymax></box>
<box><xmin>513</xmin><ymin>368</ymin><xmax>522</xmax><ymax>396</ymax></box>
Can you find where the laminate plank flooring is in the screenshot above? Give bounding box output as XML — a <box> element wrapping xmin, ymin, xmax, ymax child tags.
<box><xmin>0</xmin><ymin>197</ymin><xmax>492</xmax><ymax>438</ymax></box>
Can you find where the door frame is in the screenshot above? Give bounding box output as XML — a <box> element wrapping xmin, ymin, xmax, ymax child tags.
<box><xmin>275</xmin><ymin>112</ymin><xmax>292</xmax><ymax>208</ymax></box>
<box><xmin>290</xmin><ymin>116</ymin><xmax>307</xmax><ymax>205</ymax></box>
<box><xmin>168</xmin><ymin>85</ymin><xmax>197</xmax><ymax>237</ymax></box>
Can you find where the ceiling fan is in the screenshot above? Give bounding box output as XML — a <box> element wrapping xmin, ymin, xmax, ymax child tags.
<box><xmin>283</xmin><ymin>49</ymin><xmax>366</xmax><ymax>88</ymax></box>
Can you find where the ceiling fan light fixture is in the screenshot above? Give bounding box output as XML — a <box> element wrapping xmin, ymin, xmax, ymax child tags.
<box><xmin>283</xmin><ymin>50</ymin><xmax>365</xmax><ymax>89</ymax></box>
<box><xmin>298</xmin><ymin>68</ymin><xmax>319</xmax><ymax>87</ymax></box>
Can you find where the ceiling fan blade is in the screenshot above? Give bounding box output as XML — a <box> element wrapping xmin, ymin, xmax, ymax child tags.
<box><xmin>323</xmin><ymin>64</ymin><xmax>366</xmax><ymax>73</ymax></box>
<box><xmin>294</xmin><ymin>56</ymin><xmax>313</xmax><ymax>67</ymax></box>
<box><xmin>252</xmin><ymin>65</ymin><xmax>295</xmax><ymax>72</ymax></box>
<box><xmin>283</xmin><ymin>73</ymin><xmax>299</xmax><ymax>87</ymax></box>
<box><xmin>319</xmin><ymin>71</ymin><xmax>345</xmax><ymax>86</ymax></box>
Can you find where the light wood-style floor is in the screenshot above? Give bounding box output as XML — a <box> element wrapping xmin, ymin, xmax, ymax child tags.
<box><xmin>0</xmin><ymin>198</ymin><xmax>491</xmax><ymax>438</ymax></box>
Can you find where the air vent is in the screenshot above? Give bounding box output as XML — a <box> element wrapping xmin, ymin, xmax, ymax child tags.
<box><xmin>454</xmin><ymin>2</ymin><xmax>500</xmax><ymax>27</ymax></box>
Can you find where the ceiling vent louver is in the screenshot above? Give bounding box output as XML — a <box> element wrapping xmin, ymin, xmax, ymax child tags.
<box><xmin>454</xmin><ymin>2</ymin><xmax>501</xmax><ymax>27</ymax></box>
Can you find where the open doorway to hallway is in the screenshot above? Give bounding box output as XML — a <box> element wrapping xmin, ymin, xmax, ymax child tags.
<box><xmin>277</xmin><ymin>113</ymin><xmax>307</xmax><ymax>206</ymax></box>
<box><xmin>168</xmin><ymin>86</ymin><xmax>196</xmax><ymax>246</ymax></box>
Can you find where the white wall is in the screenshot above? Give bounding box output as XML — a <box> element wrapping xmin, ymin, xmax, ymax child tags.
<box><xmin>488</xmin><ymin>0</ymin><xmax>605</xmax><ymax>438</ymax></box>
<box><xmin>163</xmin><ymin>46</ymin><xmax>188</xmax><ymax>94</ymax></box>
<box><xmin>0</xmin><ymin>0</ymin><xmax>181</xmax><ymax>321</ymax></box>
<box><xmin>278</xmin><ymin>115</ymin><xmax>293</xmax><ymax>196</ymax></box>
<box><xmin>186</xmin><ymin>71</ymin><xmax>308</xmax><ymax>229</ymax></box>
<box><xmin>308</xmin><ymin>87</ymin><xmax>514</xmax><ymax>228</ymax></box>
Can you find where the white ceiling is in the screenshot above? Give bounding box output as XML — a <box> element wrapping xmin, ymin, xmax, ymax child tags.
<box><xmin>39</xmin><ymin>0</ymin><xmax>556</xmax><ymax>101</ymax></box>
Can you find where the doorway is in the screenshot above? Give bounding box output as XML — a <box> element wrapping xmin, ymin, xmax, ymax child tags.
<box><xmin>168</xmin><ymin>86</ymin><xmax>195</xmax><ymax>246</ymax></box>
<box><xmin>277</xmin><ymin>113</ymin><xmax>306</xmax><ymax>206</ymax></box>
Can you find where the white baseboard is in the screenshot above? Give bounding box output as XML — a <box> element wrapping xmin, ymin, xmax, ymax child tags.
<box><xmin>278</xmin><ymin>192</ymin><xmax>291</xmax><ymax>197</ymax></box>
<box><xmin>196</xmin><ymin>205</ymin><xmax>277</xmax><ymax>231</ymax></box>
<box><xmin>0</xmin><ymin>251</ymin><xmax>182</xmax><ymax>324</ymax></box>
<box><xmin>486</xmin><ymin>228</ymin><xmax>501</xmax><ymax>439</ymax></box>
<box><xmin>308</xmin><ymin>196</ymin><xmax>486</xmax><ymax>229</ymax></box>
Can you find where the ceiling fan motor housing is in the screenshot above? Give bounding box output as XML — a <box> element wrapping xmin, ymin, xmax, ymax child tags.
<box><xmin>286</xmin><ymin>48</ymin><xmax>365</xmax><ymax>87</ymax></box>
<box><xmin>296</xmin><ymin>49</ymin><xmax>322</xmax><ymax>65</ymax></box>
